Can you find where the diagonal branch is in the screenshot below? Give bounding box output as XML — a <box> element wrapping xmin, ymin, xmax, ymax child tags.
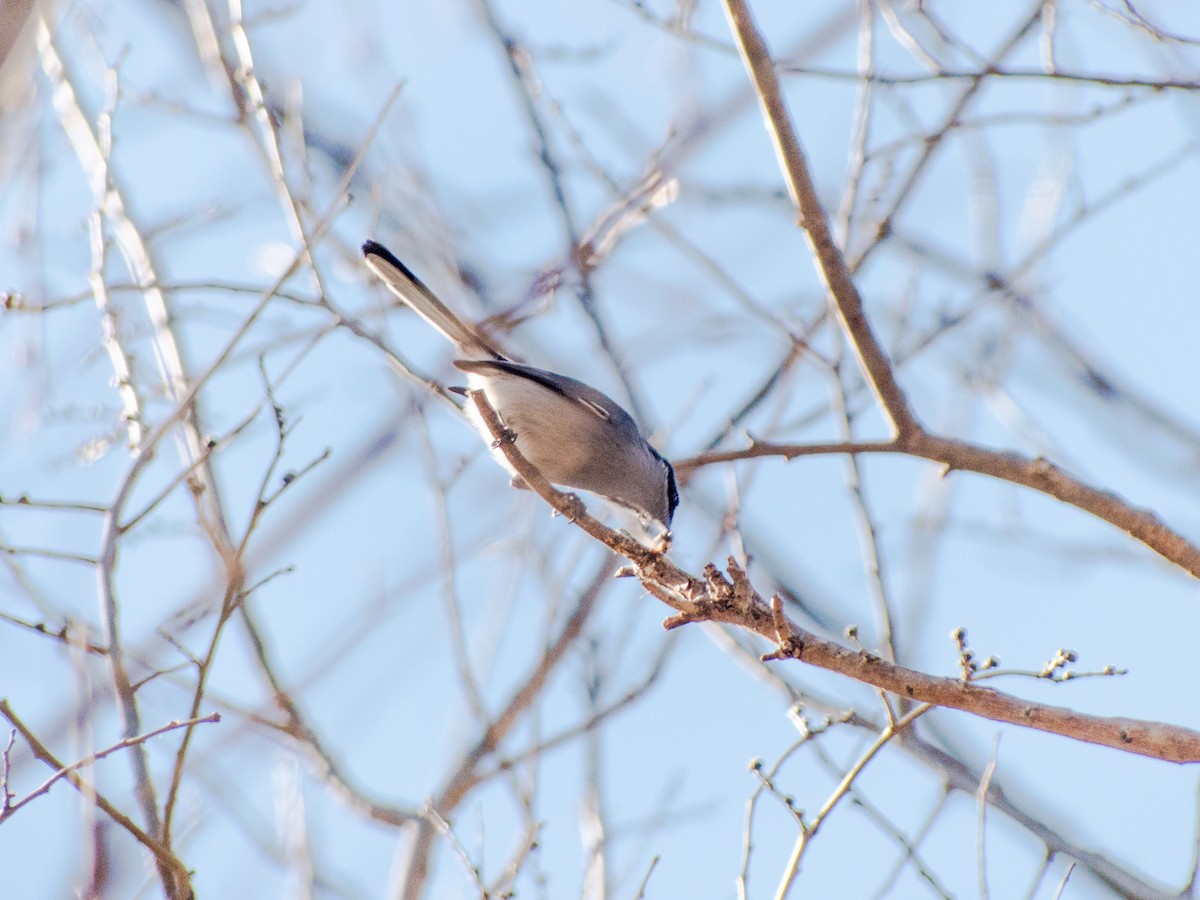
<box><xmin>694</xmin><ymin>0</ymin><xmax>1200</xmax><ymax>585</ymax></box>
<box><xmin>0</xmin><ymin>700</ymin><xmax>195</xmax><ymax>896</ymax></box>
<box><xmin>397</xmin><ymin>550</ymin><xmax>618</xmax><ymax>899</ymax></box>
<box><xmin>719</xmin><ymin>0</ymin><xmax>920</xmax><ymax>439</ymax></box>
<box><xmin>0</xmin><ymin>710</ymin><xmax>219</xmax><ymax>823</ymax></box>
<box><xmin>466</xmin><ymin>391</ymin><xmax>1200</xmax><ymax>764</ymax></box>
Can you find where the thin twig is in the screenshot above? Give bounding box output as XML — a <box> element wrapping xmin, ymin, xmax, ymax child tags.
<box><xmin>474</xmin><ymin>0</ymin><xmax>649</xmax><ymax>425</ymax></box>
<box><xmin>0</xmin><ymin>710</ymin><xmax>219</xmax><ymax>822</ymax></box>
<box><xmin>397</xmin><ymin>557</ymin><xmax>617</xmax><ymax>899</ymax></box>
<box><xmin>781</xmin><ymin>63</ymin><xmax>1200</xmax><ymax>91</ymax></box>
<box><xmin>977</xmin><ymin>736</ymin><xmax>1001</xmax><ymax>900</ymax></box>
<box><xmin>633</xmin><ymin>854</ymin><xmax>661</xmax><ymax>900</ymax></box>
<box><xmin>0</xmin><ymin>700</ymin><xmax>194</xmax><ymax>895</ymax></box>
<box><xmin>0</xmin><ymin>494</ymin><xmax>107</xmax><ymax>513</ymax></box>
<box><xmin>773</xmin><ymin>704</ymin><xmax>933</xmax><ymax>899</ymax></box>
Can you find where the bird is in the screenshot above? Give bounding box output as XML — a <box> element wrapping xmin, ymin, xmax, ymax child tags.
<box><xmin>362</xmin><ymin>240</ymin><xmax>678</xmax><ymax>533</ymax></box>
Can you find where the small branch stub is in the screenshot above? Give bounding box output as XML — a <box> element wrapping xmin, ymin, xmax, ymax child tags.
<box><xmin>762</xmin><ymin>594</ymin><xmax>802</xmax><ymax>662</ymax></box>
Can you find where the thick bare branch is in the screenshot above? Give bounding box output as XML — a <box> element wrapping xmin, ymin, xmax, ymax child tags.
<box><xmin>677</xmin><ymin>436</ymin><xmax>1200</xmax><ymax>580</ymax></box>
<box><xmin>467</xmin><ymin>391</ymin><xmax>1200</xmax><ymax>763</ymax></box>
<box><xmin>719</xmin><ymin>0</ymin><xmax>920</xmax><ymax>439</ymax></box>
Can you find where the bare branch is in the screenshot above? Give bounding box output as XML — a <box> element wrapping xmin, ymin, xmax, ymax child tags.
<box><xmin>774</xmin><ymin>703</ymin><xmax>933</xmax><ymax>898</ymax></box>
<box><xmin>0</xmin><ymin>710</ymin><xmax>219</xmax><ymax>822</ymax></box>
<box><xmin>0</xmin><ymin>700</ymin><xmax>194</xmax><ymax>897</ymax></box>
<box><xmin>719</xmin><ymin>0</ymin><xmax>921</xmax><ymax>439</ymax></box>
<box><xmin>677</xmin><ymin>435</ymin><xmax>1200</xmax><ymax>580</ymax></box>
<box><xmin>467</xmin><ymin>390</ymin><xmax>1200</xmax><ymax>762</ymax></box>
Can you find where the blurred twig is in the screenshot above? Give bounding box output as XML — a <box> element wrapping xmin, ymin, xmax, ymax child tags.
<box><xmin>0</xmin><ymin>708</ymin><xmax>219</xmax><ymax>823</ymax></box>
<box><xmin>0</xmin><ymin>700</ymin><xmax>195</xmax><ymax>896</ymax></box>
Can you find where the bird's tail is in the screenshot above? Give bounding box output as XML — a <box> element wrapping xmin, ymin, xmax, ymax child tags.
<box><xmin>362</xmin><ymin>240</ymin><xmax>501</xmax><ymax>360</ymax></box>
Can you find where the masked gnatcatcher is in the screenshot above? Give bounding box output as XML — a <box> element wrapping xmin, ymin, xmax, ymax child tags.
<box><xmin>362</xmin><ymin>240</ymin><xmax>678</xmax><ymax>533</ymax></box>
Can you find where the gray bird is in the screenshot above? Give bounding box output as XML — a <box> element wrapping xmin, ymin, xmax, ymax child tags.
<box><xmin>362</xmin><ymin>240</ymin><xmax>678</xmax><ymax>532</ymax></box>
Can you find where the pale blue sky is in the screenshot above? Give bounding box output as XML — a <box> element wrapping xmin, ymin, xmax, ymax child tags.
<box><xmin>3</xmin><ymin>1</ymin><xmax>1200</xmax><ymax>897</ymax></box>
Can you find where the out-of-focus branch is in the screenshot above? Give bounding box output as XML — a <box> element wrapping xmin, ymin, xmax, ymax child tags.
<box><xmin>473</xmin><ymin>0</ymin><xmax>650</xmax><ymax>425</ymax></box>
<box><xmin>830</xmin><ymin>362</ymin><xmax>899</xmax><ymax>664</ymax></box>
<box><xmin>227</xmin><ymin>0</ymin><xmax>328</xmax><ymax>303</ymax></box>
<box><xmin>38</xmin><ymin>28</ymin><xmax>176</xmax><ymax>880</ymax></box>
<box><xmin>781</xmin><ymin>63</ymin><xmax>1200</xmax><ymax>91</ymax></box>
<box><xmin>0</xmin><ymin>700</ymin><xmax>195</xmax><ymax>897</ymax></box>
<box><xmin>37</xmin><ymin>17</ymin><xmax>231</xmax><ymax>534</ymax></box>
<box><xmin>851</xmin><ymin>5</ymin><xmax>1044</xmax><ymax>272</ymax></box>
<box><xmin>240</xmin><ymin>606</ymin><xmax>417</xmax><ymax>828</ymax></box>
<box><xmin>160</xmin><ymin>366</ymin><xmax>329</xmax><ymax>845</ymax></box>
<box><xmin>0</xmin><ymin>0</ymin><xmax>36</xmax><ymax>75</ymax></box>
<box><xmin>0</xmin><ymin>709</ymin><xmax>219</xmax><ymax>822</ymax></box>
<box><xmin>397</xmin><ymin>535</ymin><xmax>618</xmax><ymax>899</ymax></box>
